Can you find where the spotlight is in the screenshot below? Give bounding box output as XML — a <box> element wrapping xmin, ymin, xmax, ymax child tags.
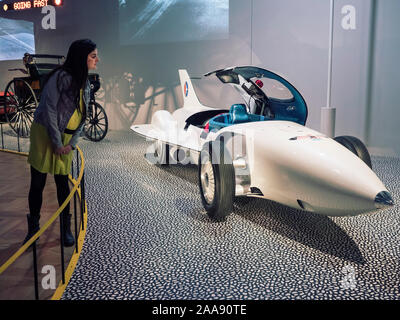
<box><xmin>54</xmin><ymin>0</ymin><xmax>63</xmax><ymax>6</ymax></box>
<box><xmin>3</xmin><ymin>4</ymin><xmax>8</xmax><ymax>11</ymax></box>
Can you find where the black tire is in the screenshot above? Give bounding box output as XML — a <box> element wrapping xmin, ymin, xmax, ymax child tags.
<box><xmin>3</xmin><ymin>79</ymin><xmax>37</xmax><ymax>138</ymax></box>
<box><xmin>334</xmin><ymin>135</ymin><xmax>372</xmax><ymax>169</ymax></box>
<box><xmin>154</xmin><ymin>140</ymin><xmax>170</xmax><ymax>166</ymax></box>
<box><xmin>198</xmin><ymin>139</ymin><xmax>235</xmax><ymax>221</ymax></box>
<box><xmin>144</xmin><ymin>140</ymin><xmax>170</xmax><ymax>165</ymax></box>
<box><xmin>84</xmin><ymin>102</ymin><xmax>108</xmax><ymax>142</ymax></box>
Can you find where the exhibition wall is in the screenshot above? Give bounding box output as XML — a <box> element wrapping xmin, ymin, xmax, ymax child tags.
<box><xmin>0</xmin><ymin>0</ymin><xmax>398</xmax><ymax>156</ymax></box>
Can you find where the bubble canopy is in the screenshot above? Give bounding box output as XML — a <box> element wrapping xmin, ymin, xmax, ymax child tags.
<box><xmin>205</xmin><ymin>66</ymin><xmax>308</xmax><ymax>125</ymax></box>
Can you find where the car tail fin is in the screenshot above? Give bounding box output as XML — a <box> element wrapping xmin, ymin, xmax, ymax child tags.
<box><xmin>178</xmin><ymin>69</ymin><xmax>204</xmax><ymax>109</ymax></box>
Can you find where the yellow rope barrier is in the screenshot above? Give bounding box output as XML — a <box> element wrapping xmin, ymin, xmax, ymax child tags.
<box><xmin>0</xmin><ymin>148</ymin><xmax>29</xmax><ymax>156</ymax></box>
<box><xmin>0</xmin><ymin>147</ymin><xmax>86</xmax><ymax>289</ymax></box>
<box><xmin>51</xmin><ymin>184</ymin><xmax>87</xmax><ymax>300</ymax></box>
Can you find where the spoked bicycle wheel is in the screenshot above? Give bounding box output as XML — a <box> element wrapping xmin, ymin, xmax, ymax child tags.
<box><xmin>84</xmin><ymin>101</ymin><xmax>108</xmax><ymax>142</ymax></box>
<box><xmin>3</xmin><ymin>79</ymin><xmax>37</xmax><ymax>138</ymax></box>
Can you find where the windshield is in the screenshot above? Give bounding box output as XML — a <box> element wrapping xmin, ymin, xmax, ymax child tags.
<box><xmin>208</xmin><ymin>66</ymin><xmax>308</xmax><ymax>125</ymax></box>
<box><xmin>250</xmin><ymin>77</ymin><xmax>294</xmax><ymax>101</ymax></box>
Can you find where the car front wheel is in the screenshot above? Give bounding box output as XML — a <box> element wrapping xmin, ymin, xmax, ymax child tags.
<box><xmin>198</xmin><ymin>140</ymin><xmax>235</xmax><ymax>221</ymax></box>
<box><xmin>154</xmin><ymin>140</ymin><xmax>169</xmax><ymax>165</ymax></box>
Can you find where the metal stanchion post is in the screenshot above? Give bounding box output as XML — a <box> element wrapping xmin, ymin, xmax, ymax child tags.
<box><xmin>76</xmin><ymin>149</ymin><xmax>84</xmax><ymax>231</ymax></box>
<box><xmin>76</xmin><ymin>149</ymin><xmax>80</xmax><ymax>180</ymax></box>
<box><xmin>81</xmin><ymin>172</ymin><xmax>85</xmax><ymax>231</ymax></box>
<box><xmin>59</xmin><ymin>214</ymin><xmax>65</xmax><ymax>284</ymax></box>
<box><xmin>32</xmin><ymin>241</ymin><xmax>39</xmax><ymax>300</ymax></box>
<box><xmin>72</xmin><ymin>164</ymin><xmax>78</xmax><ymax>254</ymax></box>
<box><xmin>1</xmin><ymin>123</ymin><xmax>4</xmax><ymax>149</ymax></box>
<box><xmin>73</xmin><ymin>191</ymin><xmax>78</xmax><ymax>253</ymax></box>
<box><xmin>17</xmin><ymin>132</ymin><xmax>20</xmax><ymax>152</ymax></box>
<box><xmin>321</xmin><ymin>0</ymin><xmax>336</xmax><ymax>137</ymax></box>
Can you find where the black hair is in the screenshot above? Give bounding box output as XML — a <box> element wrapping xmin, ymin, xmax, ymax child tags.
<box><xmin>62</xmin><ymin>39</ymin><xmax>97</xmax><ymax>90</ymax></box>
<box><xmin>44</xmin><ymin>39</ymin><xmax>97</xmax><ymax>116</ymax></box>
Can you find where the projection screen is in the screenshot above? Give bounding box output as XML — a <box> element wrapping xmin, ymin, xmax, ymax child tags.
<box><xmin>119</xmin><ymin>0</ymin><xmax>229</xmax><ymax>45</ymax></box>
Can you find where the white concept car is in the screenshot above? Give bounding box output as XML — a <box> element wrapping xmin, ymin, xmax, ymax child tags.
<box><xmin>131</xmin><ymin>67</ymin><xmax>394</xmax><ymax>220</ymax></box>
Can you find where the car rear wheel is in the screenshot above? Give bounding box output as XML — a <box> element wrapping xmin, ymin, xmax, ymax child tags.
<box><xmin>154</xmin><ymin>140</ymin><xmax>170</xmax><ymax>165</ymax></box>
<box><xmin>198</xmin><ymin>140</ymin><xmax>235</xmax><ymax>221</ymax></box>
<box><xmin>334</xmin><ymin>135</ymin><xmax>372</xmax><ymax>169</ymax></box>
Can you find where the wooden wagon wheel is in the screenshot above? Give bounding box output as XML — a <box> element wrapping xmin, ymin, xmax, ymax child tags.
<box><xmin>3</xmin><ymin>79</ymin><xmax>38</xmax><ymax>138</ymax></box>
<box><xmin>84</xmin><ymin>101</ymin><xmax>108</xmax><ymax>142</ymax></box>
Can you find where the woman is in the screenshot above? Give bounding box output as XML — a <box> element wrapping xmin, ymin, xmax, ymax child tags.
<box><xmin>23</xmin><ymin>39</ymin><xmax>99</xmax><ymax>247</ymax></box>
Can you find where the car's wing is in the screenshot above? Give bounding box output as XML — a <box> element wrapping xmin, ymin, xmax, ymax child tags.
<box><xmin>130</xmin><ymin>123</ymin><xmax>204</xmax><ymax>152</ymax></box>
<box><xmin>130</xmin><ymin>124</ymin><xmax>158</xmax><ymax>140</ymax></box>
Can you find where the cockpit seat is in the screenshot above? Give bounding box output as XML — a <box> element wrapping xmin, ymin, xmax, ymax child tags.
<box><xmin>207</xmin><ymin>104</ymin><xmax>268</xmax><ymax>132</ymax></box>
<box><xmin>229</xmin><ymin>104</ymin><xmax>249</xmax><ymax>124</ymax></box>
<box><xmin>230</xmin><ymin>103</ymin><xmax>267</xmax><ymax>124</ymax></box>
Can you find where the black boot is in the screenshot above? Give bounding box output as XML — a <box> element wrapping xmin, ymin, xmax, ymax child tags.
<box><xmin>23</xmin><ymin>214</ymin><xmax>40</xmax><ymax>245</ymax></box>
<box><xmin>62</xmin><ymin>213</ymin><xmax>75</xmax><ymax>247</ymax></box>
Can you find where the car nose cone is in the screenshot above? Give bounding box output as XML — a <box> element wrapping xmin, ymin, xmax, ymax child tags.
<box><xmin>375</xmin><ymin>191</ymin><xmax>394</xmax><ymax>209</ymax></box>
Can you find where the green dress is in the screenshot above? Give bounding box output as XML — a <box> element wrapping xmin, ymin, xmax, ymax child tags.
<box><xmin>28</xmin><ymin>90</ymin><xmax>83</xmax><ymax>175</ymax></box>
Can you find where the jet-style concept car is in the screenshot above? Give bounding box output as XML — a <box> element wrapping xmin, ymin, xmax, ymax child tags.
<box><xmin>131</xmin><ymin>67</ymin><xmax>394</xmax><ymax>220</ymax></box>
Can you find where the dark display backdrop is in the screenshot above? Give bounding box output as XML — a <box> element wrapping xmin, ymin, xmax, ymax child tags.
<box><xmin>119</xmin><ymin>0</ymin><xmax>229</xmax><ymax>45</ymax></box>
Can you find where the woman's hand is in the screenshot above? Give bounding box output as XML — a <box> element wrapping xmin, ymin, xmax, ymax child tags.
<box><xmin>55</xmin><ymin>145</ymin><xmax>73</xmax><ymax>155</ymax></box>
<box><xmin>64</xmin><ymin>145</ymin><xmax>73</xmax><ymax>154</ymax></box>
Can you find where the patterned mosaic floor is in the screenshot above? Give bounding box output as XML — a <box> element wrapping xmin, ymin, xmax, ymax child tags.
<box><xmin>62</xmin><ymin>130</ymin><xmax>400</xmax><ymax>300</ymax></box>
